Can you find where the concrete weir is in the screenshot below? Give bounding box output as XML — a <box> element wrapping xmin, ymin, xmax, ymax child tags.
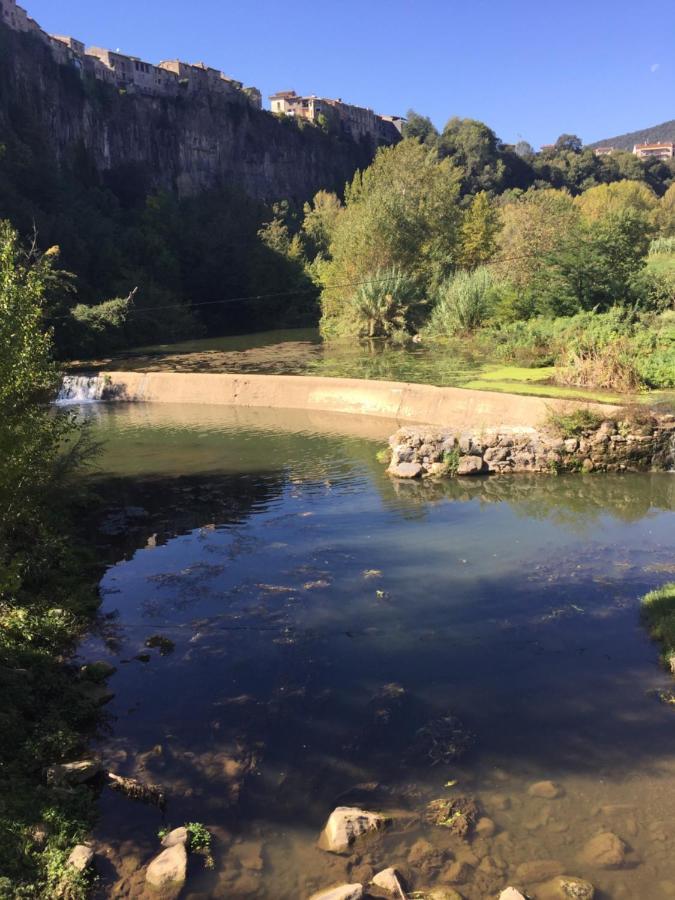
<box><xmin>85</xmin><ymin>371</ymin><xmax>617</xmax><ymax>430</ymax></box>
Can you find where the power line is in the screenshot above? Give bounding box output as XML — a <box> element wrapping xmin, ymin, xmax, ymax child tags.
<box><xmin>46</xmin><ymin>253</ymin><xmax>540</xmax><ymax>322</ymax></box>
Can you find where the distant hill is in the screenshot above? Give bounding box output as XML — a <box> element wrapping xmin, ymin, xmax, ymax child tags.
<box><xmin>588</xmin><ymin>119</ymin><xmax>675</xmax><ymax>151</ymax></box>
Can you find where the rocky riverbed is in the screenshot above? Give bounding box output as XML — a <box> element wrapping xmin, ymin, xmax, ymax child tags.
<box><xmin>385</xmin><ymin>411</ymin><xmax>675</xmax><ymax>479</ymax></box>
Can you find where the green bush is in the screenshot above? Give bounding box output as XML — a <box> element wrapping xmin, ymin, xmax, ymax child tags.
<box><xmin>427</xmin><ymin>266</ymin><xmax>496</xmax><ymax>335</ymax></box>
<box><xmin>344</xmin><ymin>267</ymin><xmax>423</xmax><ymax>338</ymax></box>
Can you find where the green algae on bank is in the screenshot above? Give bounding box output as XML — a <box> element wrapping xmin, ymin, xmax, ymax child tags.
<box><xmin>642</xmin><ymin>583</ymin><xmax>675</xmax><ymax>670</ymax></box>
<box><xmin>68</xmin><ymin>328</ymin><xmax>673</xmax><ymax>408</ymax></box>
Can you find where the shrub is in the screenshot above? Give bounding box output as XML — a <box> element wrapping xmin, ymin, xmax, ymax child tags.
<box><xmin>546</xmin><ymin>407</ymin><xmax>604</xmax><ymax>438</ymax></box>
<box><xmin>427</xmin><ymin>266</ymin><xmax>496</xmax><ymax>335</ymax></box>
<box><xmin>346</xmin><ymin>267</ymin><xmax>423</xmax><ymax>338</ymax></box>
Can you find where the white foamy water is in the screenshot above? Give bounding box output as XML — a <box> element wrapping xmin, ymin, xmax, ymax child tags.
<box><xmin>56</xmin><ymin>374</ymin><xmax>108</xmax><ymax>405</ymax></box>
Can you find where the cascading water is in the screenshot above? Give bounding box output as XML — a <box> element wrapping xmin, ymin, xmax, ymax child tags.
<box><xmin>56</xmin><ymin>375</ymin><xmax>108</xmax><ymax>405</ymax></box>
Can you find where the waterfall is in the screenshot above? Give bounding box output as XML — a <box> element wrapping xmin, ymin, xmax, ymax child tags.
<box><xmin>56</xmin><ymin>375</ymin><xmax>108</xmax><ymax>405</ymax></box>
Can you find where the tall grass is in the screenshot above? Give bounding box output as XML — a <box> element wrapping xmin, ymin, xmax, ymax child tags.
<box><xmin>650</xmin><ymin>236</ymin><xmax>675</xmax><ymax>256</ymax></box>
<box><xmin>426</xmin><ymin>266</ymin><xmax>494</xmax><ymax>335</ymax></box>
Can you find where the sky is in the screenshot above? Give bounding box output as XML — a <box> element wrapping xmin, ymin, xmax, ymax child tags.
<box><xmin>26</xmin><ymin>0</ymin><xmax>674</xmax><ymax>148</ymax></box>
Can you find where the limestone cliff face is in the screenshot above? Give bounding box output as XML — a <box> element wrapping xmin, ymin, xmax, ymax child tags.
<box><xmin>0</xmin><ymin>26</ymin><xmax>375</xmax><ymax>203</ymax></box>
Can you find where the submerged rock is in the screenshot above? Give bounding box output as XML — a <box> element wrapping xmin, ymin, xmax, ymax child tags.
<box><xmin>425</xmin><ymin>796</ymin><xmax>479</xmax><ymax>838</ymax></box>
<box><xmin>528</xmin><ymin>780</ymin><xmax>564</xmax><ymax>799</ymax></box>
<box><xmin>408</xmin><ymin>714</ymin><xmax>475</xmax><ymax>766</ymax></box>
<box><xmin>67</xmin><ymin>844</ymin><xmax>94</xmax><ymax>872</ymax></box>
<box><xmin>47</xmin><ymin>759</ymin><xmax>101</xmax><ymax>785</ymax></box>
<box><xmin>499</xmin><ymin>890</ymin><xmax>527</xmax><ymax>900</ymax></box>
<box><xmin>371</xmin><ymin>866</ymin><xmax>406</xmax><ymax>897</ymax></box>
<box><xmin>309</xmin><ymin>885</ymin><xmax>364</xmax><ymax>900</ymax></box>
<box><xmin>579</xmin><ymin>831</ymin><xmax>626</xmax><ymax>869</ymax></box>
<box><xmin>319</xmin><ymin>807</ymin><xmax>387</xmax><ymax>854</ymax></box>
<box><xmin>515</xmin><ymin>859</ymin><xmax>564</xmax><ymax>882</ymax></box>
<box><xmin>552</xmin><ymin>875</ymin><xmax>596</xmax><ymax>899</ymax></box>
<box><xmin>145</xmin><ymin>843</ymin><xmax>187</xmax><ymax>891</ymax></box>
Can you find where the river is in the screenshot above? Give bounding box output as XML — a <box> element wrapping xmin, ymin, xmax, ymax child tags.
<box><xmin>78</xmin><ymin>402</ymin><xmax>675</xmax><ymax>899</ymax></box>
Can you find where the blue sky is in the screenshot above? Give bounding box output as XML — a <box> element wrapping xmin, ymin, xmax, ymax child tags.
<box><xmin>27</xmin><ymin>0</ymin><xmax>674</xmax><ymax>147</ymax></box>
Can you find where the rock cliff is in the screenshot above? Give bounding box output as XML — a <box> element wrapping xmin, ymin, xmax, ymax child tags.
<box><xmin>0</xmin><ymin>24</ymin><xmax>376</xmax><ymax>203</ymax></box>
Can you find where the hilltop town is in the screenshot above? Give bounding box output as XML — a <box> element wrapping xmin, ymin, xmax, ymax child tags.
<box><xmin>0</xmin><ymin>0</ymin><xmax>402</xmax><ymax>145</ymax></box>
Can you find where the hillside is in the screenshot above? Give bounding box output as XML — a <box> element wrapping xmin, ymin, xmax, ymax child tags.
<box><xmin>588</xmin><ymin>119</ymin><xmax>675</xmax><ymax>151</ymax></box>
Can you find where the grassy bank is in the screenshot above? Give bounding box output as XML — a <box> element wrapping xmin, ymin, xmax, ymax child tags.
<box><xmin>641</xmin><ymin>583</ymin><xmax>675</xmax><ymax>672</ymax></box>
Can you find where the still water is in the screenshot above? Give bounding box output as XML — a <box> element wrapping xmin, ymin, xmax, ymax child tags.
<box><xmin>81</xmin><ymin>403</ymin><xmax>675</xmax><ymax>899</ymax></box>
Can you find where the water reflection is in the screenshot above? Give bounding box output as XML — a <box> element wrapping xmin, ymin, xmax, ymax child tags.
<box><xmin>82</xmin><ymin>404</ymin><xmax>675</xmax><ymax>900</ymax></box>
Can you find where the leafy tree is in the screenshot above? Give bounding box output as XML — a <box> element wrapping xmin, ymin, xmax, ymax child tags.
<box><xmin>302</xmin><ymin>190</ymin><xmax>343</xmax><ymax>260</ymax></box>
<box><xmin>555</xmin><ymin>133</ymin><xmax>583</xmax><ymax>153</ymax></box>
<box><xmin>458</xmin><ymin>191</ymin><xmax>502</xmax><ymax>268</ymax></box>
<box><xmin>532</xmin><ymin>209</ymin><xmax>651</xmax><ymax>314</ymax></box>
<box><xmin>514</xmin><ymin>141</ymin><xmax>535</xmax><ymax>158</ymax></box>
<box><xmin>402</xmin><ymin>109</ymin><xmax>439</xmax><ymax>146</ymax></box>
<box><xmin>655</xmin><ymin>183</ymin><xmax>675</xmax><ymax>236</ymax></box>
<box><xmin>438</xmin><ymin>117</ymin><xmax>504</xmax><ymax>193</ymax></box>
<box><xmin>576</xmin><ymin>180</ymin><xmax>658</xmax><ymax>223</ymax></box>
<box><xmin>495</xmin><ymin>188</ymin><xmax>580</xmax><ymax>288</ymax></box>
<box><xmin>318</xmin><ymin>140</ymin><xmax>462</xmax><ymax>333</ymax></box>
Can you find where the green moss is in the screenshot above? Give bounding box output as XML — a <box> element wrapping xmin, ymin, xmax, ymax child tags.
<box><xmin>462</xmin><ymin>377</ymin><xmax>620</xmax><ymax>404</ymax></box>
<box><xmin>641</xmin><ymin>583</ymin><xmax>675</xmax><ymax>668</ymax></box>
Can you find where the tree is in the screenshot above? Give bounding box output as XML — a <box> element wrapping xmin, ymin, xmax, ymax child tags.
<box><xmin>302</xmin><ymin>191</ymin><xmax>343</xmax><ymax>260</ymax></box>
<box><xmin>458</xmin><ymin>191</ymin><xmax>502</xmax><ymax>268</ymax></box>
<box><xmin>656</xmin><ymin>183</ymin><xmax>675</xmax><ymax>237</ymax></box>
<box><xmin>515</xmin><ymin>140</ymin><xmax>535</xmax><ymax>158</ymax></box>
<box><xmin>532</xmin><ymin>208</ymin><xmax>651</xmax><ymax>314</ymax></box>
<box><xmin>318</xmin><ymin>139</ymin><xmax>463</xmax><ymax>333</ymax></box>
<box><xmin>555</xmin><ymin>134</ymin><xmax>583</xmax><ymax>153</ymax></box>
<box><xmin>576</xmin><ymin>180</ymin><xmax>658</xmax><ymax>223</ymax></box>
<box><xmin>402</xmin><ymin>109</ymin><xmax>439</xmax><ymax>146</ymax></box>
<box><xmin>438</xmin><ymin>117</ymin><xmax>504</xmax><ymax>193</ymax></box>
<box><xmin>495</xmin><ymin>188</ymin><xmax>580</xmax><ymax>288</ymax></box>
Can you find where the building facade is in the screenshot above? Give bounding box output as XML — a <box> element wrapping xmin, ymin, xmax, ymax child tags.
<box><xmin>633</xmin><ymin>142</ymin><xmax>674</xmax><ymax>161</ymax></box>
<box><xmin>1</xmin><ymin>0</ymin><xmax>260</xmax><ymax>107</ymax></box>
<box><xmin>269</xmin><ymin>90</ymin><xmax>402</xmax><ymax>144</ymax></box>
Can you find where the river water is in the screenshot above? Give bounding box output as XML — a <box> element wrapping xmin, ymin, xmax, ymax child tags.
<box><xmin>80</xmin><ymin>403</ymin><xmax>675</xmax><ymax>899</ymax></box>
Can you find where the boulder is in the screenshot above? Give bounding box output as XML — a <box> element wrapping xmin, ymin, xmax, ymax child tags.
<box><xmin>145</xmin><ymin>843</ymin><xmax>187</xmax><ymax>891</ymax></box>
<box><xmin>499</xmin><ymin>890</ymin><xmax>527</xmax><ymax>900</ymax></box>
<box><xmin>47</xmin><ymin>759</ymin><xmax>101</xmax><ymax>785</ymax></box>
<box><xmin>456</xmin><ymin>455</ymin><xmax>485</xmax><ymax>476</ymax></box>
<box><xmin>319</xmin><ymin>807</ymin><xmax>386</xmax><ymax>854</ymax></box>
<box><xmin>371</xmin><ymin>867</ymin><xmax>405</xmax><ymax>897</ymax></box>
<box><xmin>516</xmin><ymin>859</ymin><xmax>564</xmax><ymax>882</ymax></box>
<box><xmin>309</xmin><ymin>885</ymin><xmax>364</xmax><ymax>900</ymax></box>
<box><xmin>389</xmin><ymin>461</ymin><xmax>423</xmax><ymax>479</ymax></box>
<box><xmin>553</xmin><ymin>875</ymin><xmax>596</xmax><ymax>899</ymax></box>
<box><xmin>67</xmin><ymin>844</ymin><xmax>94</xmax><ymax>872</ymax></box>
<box><xmin>475</xmin><ymin>816</ymin><xmax>496</xmax><ymax>837</ymax></box>
<box><xmin>528</xmin><ymin>780</ymin><xmax>564</xmax><ymax>799</ymax></box>
<box><xmin>579</xmin><ymin>832</ymin><xmax>626</xmax><ymax>869</ymax></box>
<box><xmin>160</xmin><ymin>826</ymin><xmax>188</xmax><ymax>848</ymax></box>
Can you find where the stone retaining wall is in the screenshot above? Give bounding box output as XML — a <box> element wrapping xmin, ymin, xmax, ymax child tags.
<box><xmin>386</xmin><ymin>413</ymin><xmax>675</xmax><ymax>479</ymax></box>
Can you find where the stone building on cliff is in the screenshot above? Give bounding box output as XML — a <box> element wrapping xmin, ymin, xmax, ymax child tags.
<box><xmin>0</xmin><ymin>0</ymin><xmax>262</xmax><ymax>107</ymax></box>
<box><xmin>270</xmin><ymin>90</ymin><xmax>403</xmax><ymax>145</ymax></box>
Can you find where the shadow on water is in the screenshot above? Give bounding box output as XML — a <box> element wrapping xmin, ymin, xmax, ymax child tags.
<box><xmin>81</xmin><ymin>404</ymin><xmax>675</xmax><ymax>899</ymax></box>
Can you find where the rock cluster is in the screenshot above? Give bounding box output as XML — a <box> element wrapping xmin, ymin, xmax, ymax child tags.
<box><xmin>386</xmin><ymin>413</ymin><xmax>675</xmax><ymax>479</ymax></box>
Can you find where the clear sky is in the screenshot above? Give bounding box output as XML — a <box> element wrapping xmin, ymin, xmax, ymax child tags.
<box><xmin>27</xmin><ymin>0</ymin><xmax>674</xmax><ymax>148</ymax></box>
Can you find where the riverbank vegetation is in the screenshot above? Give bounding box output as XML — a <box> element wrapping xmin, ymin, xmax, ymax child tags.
<box><xmin>641</xmin><ymin>583</ymin><xmax>675</xmax><ymax>671</ymax></box>
<box><xmin>0</xmin><ymin>222</ymin><xmax>101</xmax><ymax>897</ymax></box>
<box><xmin>279</xmin><ymin>126</ymin><xmax>674</xmax><ymax>394</ymax></box>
